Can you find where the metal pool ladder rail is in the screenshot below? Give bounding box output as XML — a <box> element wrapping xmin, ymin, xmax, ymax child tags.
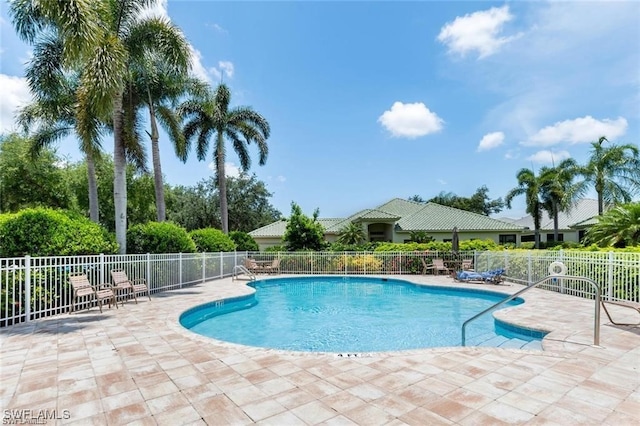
<box><xmin>461</xmin><ymin>275</ymin><xmax>601</xmax><ymax>347</ymax></box>
<box><xmin>232</xmin><ymin>265</ymin><xmax>256</xmax><ymax>281</ymax></box>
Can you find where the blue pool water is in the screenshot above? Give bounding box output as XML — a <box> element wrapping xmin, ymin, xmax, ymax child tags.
<box><xmin>180</xmin><ymin>276</ymin><xmax>543</xmax><ymax>352</ymax></box>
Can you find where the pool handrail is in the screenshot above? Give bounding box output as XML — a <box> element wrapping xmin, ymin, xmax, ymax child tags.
<box><xmin>461</xmin><ymin>275</ymin><xmax>601</xmax><ymax>347</ymax></box>
<box><xmin>232</xmin><ymin>264</ymin><xmax>256</xmax><ymax>281</ymax></box>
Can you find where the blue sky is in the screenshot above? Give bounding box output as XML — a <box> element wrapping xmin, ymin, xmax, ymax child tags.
<box><xmin>1</xmin><ymin>1</ymin><xmax>639</xmax><ymax>221</ymax></box>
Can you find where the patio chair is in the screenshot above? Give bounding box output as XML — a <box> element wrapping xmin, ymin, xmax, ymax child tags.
<box><xmin>454</xmin><ymin>269</ymin><xmax>505</xmax><ymax>285</ymax></box>
<box><xmin>245</xmin><ymin>258</ymin><xmax>265</xmax><ymax>274</ymax></box>
<box><xmin>462</xmin><ymin>259</ymin><xmax>474</xmax><ymax>271</ymax></box>
<box><xmin>69</xmin><ymin>273</ymin><xmax>117</xmax><ymax>313</ymax></box>
<box><xmin>110</xmin><ymin>269</ymin><xmax>151</xmax><ymax>305</ymax></box>
<box><xmin>420</xmin><ymin>258</ymin><xmax>451</xmax><ymax>275</ymax></box>
<box><xmin>263</xmin><ymin>258</ymin><xmax>281</xmax><ymax>274</ymax></box>
<box><xmin>601</xmin><ymin>300</ymin><xmax>640</xmax><ymax>326</ymax></box>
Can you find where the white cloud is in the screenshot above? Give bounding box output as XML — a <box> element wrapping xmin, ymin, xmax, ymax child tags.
<box><xmin>437</xmin><ymin>5</ymin><xmax>520</xmax><ymax>59</ymax></box>
<box><xmin>526</xmin><ymin>150</ymin><xmax>571</xmax><ymax>164</ymax></box>
<box><xmin>189</xmin><ymin>46</ymin><xmax>211</xmax><ymax>83</ymax></box>
<box><xmin>0</xmin><ymin>74</ymin><xmax>31</xmax><ymax>133</ymax></box>
<box><xmin>378</xmin><ymin>102</ymin><xmax>444</xmax><ymax>138</ymax></box>
<box><xmin>276</xmin><ymin>175</ymin><xmax>286</xmax><ymax>183</ymax></box>
<box><xmin>209</xmin><ymin>161</ymin><xmax>242</xmax><ymax>178</ymax></box>
<box><xmin>523</xmin><ymin>116</ymin><xmax>628</xmax><ymax>147</ymax></box>
<box><xmin>504</xmin><ymin>149</ymin><xmax>520</xmax><ymax>160</ymax></box>
<box><xmin>210</xmin><ymin>61</ymin><xmax>235</xmax><ymax>81</ymax></box>
<box><xmin>437</xmin><ymin>179</ymin><xmax>447</xmax><ymax>185</ymax></box>
<box><xmin>477</xmin><ymin>131</ymin><xmax>505</xmax><ymax>151</ymax></box>
<box><xmin>207</xmin><ymin>23</ymin><xmax>228</xmax><ymax>34</ymax></box>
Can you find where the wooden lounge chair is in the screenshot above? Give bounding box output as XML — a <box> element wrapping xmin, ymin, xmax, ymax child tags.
<box><xmin>601</xmin><ymin>300</ymin><xmax>640</xmax><ymax>326</ymax></box>
<box><xmin>111</xmin><ymin>269</ymin><xmax>151</xmax><ymax>305</ymax></box>
<box><xmin>69</xmin><ymin>273</ymin><xmax>117</xmax><ymax>313</ymax></box>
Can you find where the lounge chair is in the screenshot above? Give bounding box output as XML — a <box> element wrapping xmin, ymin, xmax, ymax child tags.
<box><xmin>111</xmin><ymin>269</ymin><xmax>151</xmax><ymax>305</ymax></box>
<box><xmin>421</xmin><ymin>258</ymin><xmax>451</xmax><ymax>275</ymax></box>
<box><xmin>455</xmin><ymin>268</ymin><xmax>505</xmax><ymax>285</ymax></box>
<box><xmin>69</xmin><ymin>273</ymin><xmax>117</xmax><ymax>313</ymax></box>
<box><xmin>601</xmin><ymin>300</ymin><xmax>640</xmax><ymax>326</ymax></box>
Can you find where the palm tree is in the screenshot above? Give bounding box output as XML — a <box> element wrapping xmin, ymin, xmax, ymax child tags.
<box><xmin>17</xmin><ymin>33</ymin><xmax>103</xmax><ymax>223</ymax></box>
<box><xmin>538</xmin><ymin>158</ymin><xmax>583</xmax><ymax>243</ymax></box>
<box><xmin>582</xmin><ymin>136</ymin><xmax>640</xmax><ymax>215</ymax></box>
<box><xmin>585</xmin><ymin>202</ymin><xmax>640</xmax><ymax>247</ymax></box>
<box><xmin>10</xmin><ymin>0</ymin><xmax>191</xmax><ymax>253</ymax></box>
<box><xmin>126</xmin><ymin>60</ymin><xmax>208</xmax><ymax>221</ymax></box>
<box><xmin>337</xmin><ymin>222</ymin><xmax>366</xmax><ymax>245</ymax></box>
<box><xmin>179</xmin><ymin>83</ymin><xmax>270</xmax><ymax>233</ymax></box>
<box><xmin>505</xmin><ymin>168</ymin><xmax>543</xmax><ymax>249</ymax></box>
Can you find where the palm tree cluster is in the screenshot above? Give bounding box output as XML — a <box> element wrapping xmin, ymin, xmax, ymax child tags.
<box><xmin>8</xmin><ymin>0</ymin><xmax>270</xmax><ymax>253</ymax></box>
<box><xmin>506</xmin><ymin>137</ymin><xmax>640</xmax><ymax>248</ymax></box>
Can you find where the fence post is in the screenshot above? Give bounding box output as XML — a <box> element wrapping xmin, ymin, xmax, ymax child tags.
<box><xmin>527</xmin><ymin>251</ymin><xmax>532</xmax><ymax>285</ymax></box>
<box><xmin>179</xmin><ymin>253</ymin><xmax>183</xmax><ymax>289</ymax></box>
<box><xmin>607</xmin><ymin>251</ymin><xmax>614</xmax><ymax>301</ymax></box>
<box><xmin>311</xmin><ymin>251</ymin><xmax>314</xmax><ymax>275</ymax></box>
<box><xmin>219</xmin><ymin>252</ymin><xmax>224</xmax><ymax>278</ymax></box>
<box><xmin>100</xmin><ymin>253</ymin><xmax>105</xmax><ymax>285</ymax></box>
<box><xmin>146</xmin><ymin>253</ymin><xmax>151</xmax><ymax>291</ymax></box>
<box><xmin>202</xmin><ymin>252</ymin><xmax>206</xmax><ymax>283</ymax></box>
<box><xmin>399</xmin><ymin>252</ymin><xmax>402</xmax><ymax>275</ymax></box>
<box><xmin>25</xmin><ymin>255</ymin><xmax>31</xmax><ymax>322</ymax></box>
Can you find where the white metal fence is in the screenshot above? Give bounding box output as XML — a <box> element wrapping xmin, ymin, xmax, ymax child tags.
<box><xmin>1</xmin><ymin>250</ymin><xmax>638</xmax><ymax>327</ymax></box>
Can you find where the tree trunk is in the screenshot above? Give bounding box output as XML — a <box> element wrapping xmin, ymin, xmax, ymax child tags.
<box><xmin>553</xmin><ymin>202</ymin><xmax>559</xmax><ymax>242</ymax></box>
<box><xmin>148</xmin><ymin>91</ymin><xmax>165</xmax><ymax>222</ymax></box>
<box><xmin>113</xmin><ymin>93</ymin><xmax>127</xmax><ymax>254</ymax></box>
<box><xmin>86</xmin><ymin>150</ymin><xmax>100</xmax><ymax>223</ymax></box>
<box><xmin>216</xmin><ymin>132</ymin><xmax>229</xmax><ymax>233</ymax></box>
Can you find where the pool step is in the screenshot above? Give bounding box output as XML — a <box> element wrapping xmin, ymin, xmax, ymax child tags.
<box><xmin>467</xmin><ymin>332</ymin><xmax>542</xmax><ymax>350</ymax></box>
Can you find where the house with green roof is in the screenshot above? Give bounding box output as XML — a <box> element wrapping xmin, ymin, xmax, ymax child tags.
<box><xmin>249</xmin><ymin>198</ymin><xmax>527</xmax><ymax>250</ymax></box>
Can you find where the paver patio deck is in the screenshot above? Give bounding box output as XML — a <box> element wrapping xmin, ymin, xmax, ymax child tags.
<box><xmin>1</xmin><ymin>275</ymin><xmax>639</xmax><ymax>425</ymax></box>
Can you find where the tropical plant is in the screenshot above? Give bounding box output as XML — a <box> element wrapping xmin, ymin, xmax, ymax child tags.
<box><xmin>538</xmin><ymin>158</ymin><xmax>582</xmax><ymax>242</ymax></box>
<box><xmin>10</xmin><ymin>0</ymin><xmax>191</xmax><ymax>253</ymax></box>
<box><xmin>505</xmin><ymin>168</ymin><xmax>543</xmax><ymax>249</ymax></box>
<box><xmin>581</xmin><ymin>136</ymin><xmax>640</xmax><ymax>215</ymax></box>
<box><xmin>16</xmin><ymin>32</ymin><xmax>103</xmax><ymax>223</ymax></box>
<box><xmin>126</xmin><ymin>59</ymin><xmax>208</xmax><ymax>222</ymax></box>
<box><xmin>409</xmin><ymin>231</ymin><xmax>433</xmax><ymax>243</ymax></box>
<box><xmin>179</xmin><ymin>83</ymin><xmax>270</xmax><ymax>233</ymax></box>
<box><xmin>337</xmin><ymin>222</ymin><xmax>366</xmax><ymax>245</ymax></box>
<box><xmin>229</xmin><ymin>231</ymin><xmax>259</xmax><ymax>251</ymax></box>
<box><xmin>0</xmin><ymin>134</ymin><xmax>75</xmax><ymax>212</ymax></box>
<box><xmin>127</xmin><ymin>221</ymin><xmax>196</xmax><ymax>254</ymax></box>
<box><xmin>189</xmin><ymin>228</ymin><xmax>236</xmax><ymax>252</ymax></box>
<box><xmin>584</xmin><ymin>202</ymin><xmax>640</xmax><ymax>247</ymax></box>
<box><xmin>282</xmin><ymin>202</ymin><xmax>326</xmax><ymax>251</ymax></box>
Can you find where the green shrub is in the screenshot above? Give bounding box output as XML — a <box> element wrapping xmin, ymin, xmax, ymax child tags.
<box><xmin>127</xmin><ymin>222</ymin><xmax>196</xmax><ymax>254</ymax></box>
<box><xmin>264</xmin><ymin>245</ymin><xmax>286</xmax><ymax>252</ymax></box>
<box><xmin>190</xmin><ymin>228</ymin><xmax>236</xmax><ymax>252</ymax></box>
<box><xmin>0</xmin><ymin>208</ymin><xmax>117</xmax><ymax>256</ymax></box>
<box><xmin>229</xmin><ymin>231</ymin><xmax>258</xmax><ymax>251</ymax></box>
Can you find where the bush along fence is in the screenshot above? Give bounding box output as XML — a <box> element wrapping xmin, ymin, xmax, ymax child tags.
<box><xmin>1</xmin><ymin>250</ymin><xmax>638</xmax><ymax>327</ymax></box>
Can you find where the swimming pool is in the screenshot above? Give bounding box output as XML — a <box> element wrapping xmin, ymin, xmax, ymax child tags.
<box><xmin>180</xmin><ymin>276</ymin><xmax>543</xmax><ymax>352</ymax></box>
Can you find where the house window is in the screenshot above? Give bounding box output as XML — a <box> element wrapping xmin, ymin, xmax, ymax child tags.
<box><xmin>499</xmin><ymin>234</ymin><xmax>516</xmax><ymax>244</ymax></box>
<box><xmin>521</xmin><ymin>235</ymin><xmax>536</xmax><ymax>242</ymax></box>
<box><xmin>547</xmin><ymin>233</ymin><xmax>564</xmax><ymax>242</ymax></box>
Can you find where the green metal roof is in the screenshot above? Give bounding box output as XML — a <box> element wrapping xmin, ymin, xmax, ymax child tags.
<box><xmin>396</xmin><ymin>202</ymin><xmax>524</xmax><ymax>231</ymax></box>
<box><xmin>249</xmin><ymin>218</ymin><xmax>344</xmax><ymax>237</ymax></box>
<box><xmin>250</xmin><ymin>198</ymin><xmax>525</xmax><ymax>238</ymax></box>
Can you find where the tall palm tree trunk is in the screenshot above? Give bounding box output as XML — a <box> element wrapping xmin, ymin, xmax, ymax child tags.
<box><xmin>113</xmin><ymin>93</ymin><xmax>128</xmax><ymax>254</ymax></box>
<box><xmin>217</xmin><ymin>132</ymin><xmax>229</xmax><ymax>234</ymax></box>
<box><xmin>86</xmin><ymin>150</ymin><xmax>99</xmax><ymax>223</ymax></box>
<box><xmin>148</xmin><ymin>90</ymin><xmax>165</xmax><ymax>222</ymax></box>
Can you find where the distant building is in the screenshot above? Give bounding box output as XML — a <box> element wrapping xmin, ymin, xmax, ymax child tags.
<box><xmin>249</xmin><ymin>198</ymin><xmax>527</xmax><ymax>250</ymax></box>
<box><xmin>498</xmin><ymin>198</ymin><xmax>600</xmax><ymax>244</ymax></box>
